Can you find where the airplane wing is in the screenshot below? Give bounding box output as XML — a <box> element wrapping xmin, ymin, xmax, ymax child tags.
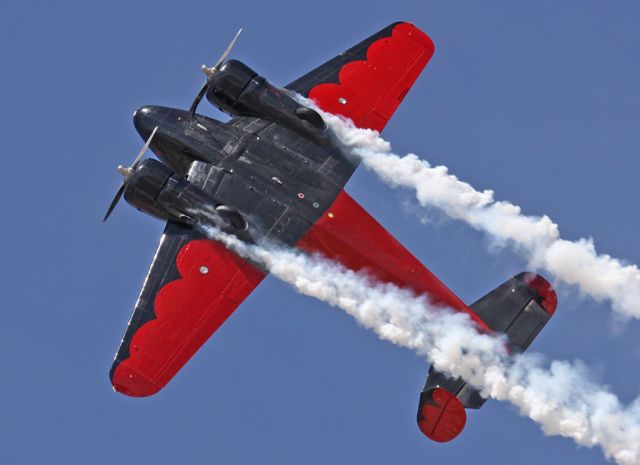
<box><xmin>110</xmin><ymin>221</ymin><xmax>265</xmax><ymax>397</ymax></box>
<box><xmin>110</xmin><ymin>22</ymin><xmax>433</xmax><ymax>397</ymax></box>
<box><xmin>286</xmin><ymin>21</ymin><xmax>435</xmax><ymax>132</ymax></box>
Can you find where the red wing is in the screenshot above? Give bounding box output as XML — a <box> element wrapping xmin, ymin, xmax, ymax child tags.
<box><xmin>110</xmin><ymin>222</ymin><xmax>265</xmax><ymax>397</ymax></box>
<box><xmin>297</xmin><ymin>191</ymin><xmax>490</xmax><ymax>331</ymax></box>
<box><xmin>286</xmin><ymin>22</ymin><xmax>435</xmax><ymax>132</ymax></box>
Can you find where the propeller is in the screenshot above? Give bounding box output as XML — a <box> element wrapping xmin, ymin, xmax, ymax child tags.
<box><xmin>189</xmin><ymin>28</ymin><xmax>243</xmax><ymax>115</ymax></box>
<box><xmin>103</xmin><ymin>126</ymin><xmax>158</xmax><ymax>222</ymax></box>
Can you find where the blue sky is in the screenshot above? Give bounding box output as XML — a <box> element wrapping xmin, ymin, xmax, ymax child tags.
<box><xmin>2</xmin><ymin>1</ymin><xmax>639</xmax><ymax>464</ymax></box>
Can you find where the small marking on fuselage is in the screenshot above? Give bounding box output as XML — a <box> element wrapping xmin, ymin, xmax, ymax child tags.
<box><xmin>298</xmin><ymin>193</ymin><xmax>305</xmax><ymax>199</ymax></box>
<box><xmin>338</xmin><ymin>97</ymin><xmax>347</xmax><ymax>104</ymax></box>
<box><xmin>328</xmin><ymin>212</ymin><xmax>335</xmax><ymax>218</ymax></box>
<box><xmin>199</xmin><ymin>266</ymin><xmax>209</xmax><ymax>274</ymax></box>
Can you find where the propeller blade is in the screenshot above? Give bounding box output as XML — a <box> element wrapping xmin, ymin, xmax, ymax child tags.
<box><xmin>103</xmin><ymin>126</ymin><xmax>158</xmax><ymax>222</ymax></box>
<box><xmin>103</xmin><ymin>182</ymin><xmax>126</xmax><ymax>222</ymax></box>
<box><xmin>190</xmin><ymin>28</ymin><xmax>243</xmax><ymax>115</ymax></box>
<box><xmin>131</xmin><ymin>126</ymin><xmax>158</xmax><ymax>169</ymax></box>
<box><xmin>189</xmin><ymin>81</ymin><xmax>209</xmax><ymax>114</ymax></box>
<box><xmin>212</xmin><ymin>28</ymin><xmax>242</xmax><ymax>71</ymax></box>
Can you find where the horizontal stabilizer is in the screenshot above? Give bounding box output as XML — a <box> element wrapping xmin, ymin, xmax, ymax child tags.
<box><xmin>470</xmin><ymin>272</ymin><xmax>556</xmax><ymax>353</ymax></box>
<box><xmin>417</xmin><ymin>272</ymin><xmax>557</xmax><ymax>441</ymax></box>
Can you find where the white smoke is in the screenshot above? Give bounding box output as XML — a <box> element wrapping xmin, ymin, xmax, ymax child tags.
<box><xmin>314</xmin><ymin>108</ymin><xmax>640</xmax><ymax>320</ymax></box>
<box><xmin>194</xmin><ymin>217</ymin><xmax>640</xmax><ymax>465</ymax></box>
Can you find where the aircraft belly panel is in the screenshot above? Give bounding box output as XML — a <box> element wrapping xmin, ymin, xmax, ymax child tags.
<box><xmin>186</xmin><ymin>121</ymin><xmax>352</xmax><ymax>247</ymax></box>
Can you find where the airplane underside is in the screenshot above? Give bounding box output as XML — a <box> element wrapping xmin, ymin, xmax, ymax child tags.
<box><xmin>106</xmin><ymin>21</ymin><xmax>558</xmax><ymax>443</ymax></box>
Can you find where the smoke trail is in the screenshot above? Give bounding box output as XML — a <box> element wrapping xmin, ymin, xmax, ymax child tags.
<box><xmin>194</xmin><ymin>216</ymin><xmax>640</xmax><ymax>465</ymax></box>
<box><xmin>314</xmin><ymin>109</ymin><xmax>640</xmax><ymax>320</ymax></box>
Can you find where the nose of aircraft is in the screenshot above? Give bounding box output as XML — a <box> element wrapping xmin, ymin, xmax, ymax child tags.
<box><xmin>130</xmin><ymin>105</ymin><xmax>214</xmax><ymax>175</ymax></box>
<box><xmin>133</xmin><ymin>105</ymin><xmax>161</xmax><ymax>141</ymax></box>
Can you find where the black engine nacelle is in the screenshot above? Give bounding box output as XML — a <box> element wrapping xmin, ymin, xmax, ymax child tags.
<box><xmin>123</xmin><ymin>158</ymin><xmax>248</xmax><ymax>234</ymax></box>
<box><xmin>205</xmin><ymin>60</ymin><xmax>329</xmax><ymax>144</ymax></box>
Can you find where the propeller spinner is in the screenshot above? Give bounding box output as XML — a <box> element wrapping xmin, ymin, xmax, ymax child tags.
<box><xmin>189</xmin><ymin>28</ymin><xmax>243</xmax><ymax>115</ymax></box>
<box><xmin>103</xmin><ymin>126</ymin><xmax>158</xmax><ymax>222</ymax></box>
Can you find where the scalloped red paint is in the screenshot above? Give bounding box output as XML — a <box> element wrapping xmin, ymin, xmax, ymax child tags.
<box><xmin>309</xmin><ymin>22</ymin><xmax>435</xmax><ymax>131</ymax></box>
<box><xmin>112</xmin><ymin>240</ymin><xmax>265</xmax><ymax>397</ymax></box>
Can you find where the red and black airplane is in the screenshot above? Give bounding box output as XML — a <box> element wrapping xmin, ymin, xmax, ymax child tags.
<box><xmin>105</xmin><ymin>22</ymin><xmax>557</xmax><ymax>443</ymax></box>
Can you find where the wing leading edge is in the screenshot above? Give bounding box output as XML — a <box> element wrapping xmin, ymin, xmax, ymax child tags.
<box><xmin>110</xmin><ymin>222</ymin><xmax>265</xmax><ymax>397</ymax></box>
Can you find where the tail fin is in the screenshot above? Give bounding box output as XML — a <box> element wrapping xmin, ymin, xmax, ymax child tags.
<box><xmin>470</xmin><ymin>272</ymin><xmax>557</xmax><ymax>353</ymax></box>
<box><xmin>417</xmin><ymin>272</ymin><xmax>557</xmax><ymax>442</ymax></box>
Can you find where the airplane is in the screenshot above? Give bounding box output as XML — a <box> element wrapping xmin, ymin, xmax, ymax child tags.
<box><xmin>105</xmin><ymin>21</ymin><xmax>558</xmax><ymax>443</ymax></box>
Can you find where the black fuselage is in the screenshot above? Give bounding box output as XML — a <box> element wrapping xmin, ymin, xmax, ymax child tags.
<box><xmin>126</xmin><ymin>60</ymin><xmax>358</xmax><ymax>247</ymax></box>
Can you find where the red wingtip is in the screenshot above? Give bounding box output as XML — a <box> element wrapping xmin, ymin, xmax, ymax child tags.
<box><xmin>519</xmin><ymin>272</ymin><xmax>558</xmax><ymax>315</ymax></box>
<box><xmin>417</xmin><ymin>387</ymin><xmax>466</xmax><ymax>442</ymax></box>
<box><xmin>111</xmin><ymin>362</ymin><xmax>162</xmax><ymax>397</ymax></box>
<box><xmin>394</xmin><ymin>22</ymin><xmax>435</xmax><ymax>53</ymax></box>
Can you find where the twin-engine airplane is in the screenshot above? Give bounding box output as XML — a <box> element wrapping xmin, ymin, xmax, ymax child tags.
<box><xmin>106</xmin><ymin>22</ymin><xmax>557</xmax><ymax>442</ymax></box>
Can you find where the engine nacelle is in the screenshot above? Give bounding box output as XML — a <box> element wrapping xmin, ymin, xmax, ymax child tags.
<box><xmin>123</xmin><ymin>158</ymin><xmax>248</xmax><ymax>234</ymax></box>
<box><xmin>205</xmin><ymin>60</ymin><xmax>329</xmax><ymax>144</ymax></box>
